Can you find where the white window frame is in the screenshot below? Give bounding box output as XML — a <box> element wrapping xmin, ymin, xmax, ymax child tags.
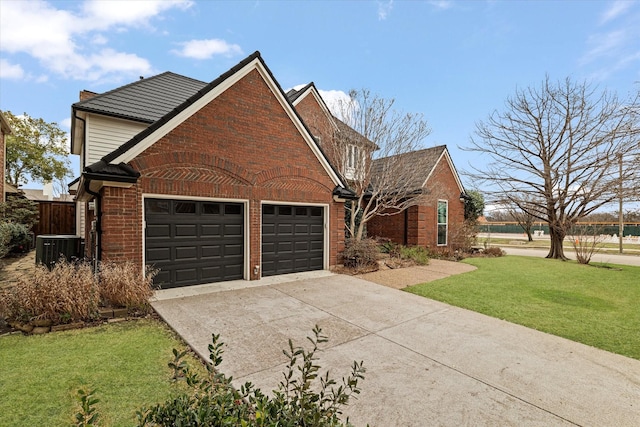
<box><xmin>437</xmin><ymin>199</ymin><xmax>448</xmax><ymax>246</ymax></box>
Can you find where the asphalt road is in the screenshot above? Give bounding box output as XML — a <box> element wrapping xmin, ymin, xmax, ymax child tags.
<box><xmin>502</xmin><ymin>247</ymin><xmax>640</xmax><ymax>267</ymax></box>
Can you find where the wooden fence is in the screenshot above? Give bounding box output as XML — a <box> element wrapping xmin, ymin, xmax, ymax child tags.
<box><xmin>32</xmin><ymin>201</ymin><xmax>76</xmax><ymax>237</ymax></box>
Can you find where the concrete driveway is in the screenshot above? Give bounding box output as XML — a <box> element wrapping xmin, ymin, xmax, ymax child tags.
<box><xmin>152</xmin><ymin>273</ymin><xmax>640</xmax><ymax>426</ymax></box>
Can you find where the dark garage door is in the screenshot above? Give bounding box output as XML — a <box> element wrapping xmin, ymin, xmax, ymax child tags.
<box><xmin>145</xmin><ymin>199</ymin><xmax>244</xmax><ymax>288</ymax></box>
<box><xmin>262</xmin><ymin>204</ymin><xmax>324</xmax><ymax>277</ymax></box>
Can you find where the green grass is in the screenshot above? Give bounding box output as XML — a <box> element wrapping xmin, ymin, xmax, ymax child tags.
<box><xmin>406</xmin><ymin>256</ymin><xmax>640</xmax><ymax>360</ymax></box>
<box><xmin>0</xmin><ymin>319</ymin><xmax>205</xmax><ymax>427</ymax></box>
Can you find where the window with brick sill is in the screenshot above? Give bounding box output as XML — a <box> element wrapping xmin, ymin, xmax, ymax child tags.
<box><xmin>437</xmin><ymin>200</ymin><xmax>448</xmax><ymax>246</ymax></box>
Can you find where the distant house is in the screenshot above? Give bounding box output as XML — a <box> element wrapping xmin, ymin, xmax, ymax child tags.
<box><xmin>366</xmin><ymin>145</ymin><xmax>466</xmax><ymax>249</ymax></box>
<box><xmin>69</xmin><ymin>51</ymin><xmax>352</xmax><ymax>289</ymax></box>
<box><xmin>1</xmin><ymin>111</ymin><xmax>13</xmax><ymax>203</ymax></box>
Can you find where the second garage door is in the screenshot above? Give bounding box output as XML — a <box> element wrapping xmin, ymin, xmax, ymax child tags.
<box><xmin>145</xmin><ymin>199</ymin><xmax>244</xmax><ymax>288</ymax></box>
<box><xmin>262</xmin><ymin>204</ymin><xmax>324</xmax><ymax>277</ymax></box>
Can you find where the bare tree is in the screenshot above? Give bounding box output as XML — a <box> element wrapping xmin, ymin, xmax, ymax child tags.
<box><xmin>465</xmin><ymin>77</ymin><xmax>640</xmax><ymax>260</ymax></box>
<box><xmin>332</xmin><ymin>89</ymin><xmax>432</xmax><ymax>240</ymax></box>
<box><xmin>508</xmin><ymin>208</ymin><xmax>536</xmax><ymax>242</ymax></box>
<box><xmin>504</xmin><ymin>195</ymin><xmax>546</xmax><ymax>241</ymax></box>
<box><xmin>569</xmin><ymin>224</ymin><xmax>607</xmax><ymax>265</ymax></box>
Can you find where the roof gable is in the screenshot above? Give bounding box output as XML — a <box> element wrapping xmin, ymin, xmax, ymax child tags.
<box><xmin>288</xmin><ymin>83</ymin><xmax>340</xmax><ymax>133</ymax></box>
<box><xmin>98</xmin><ymin>51</ymin><xmax>344</xmax><ymax>188</ymax></box>
<box><xmin>372</xmin><ymin>145</ymin><xmax>464</xmax><ymax>193</ymax></box>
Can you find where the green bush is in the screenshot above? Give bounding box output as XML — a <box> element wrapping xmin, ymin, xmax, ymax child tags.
<box><xmin>0</xmin><ymin>223</ymin><xmax>11</xmax><ymax>258</ymax></box>
<box><xmin>399</xmin><ymin>246</ymin><xmax>429</xmax><ymax>265</ymax></box>
<box><xmin>342</xmin><ymin>238</ymin><xmax>379</xmax><ymax>270</ymax></box>
<box><xmin>483</xmin><ymin>247</ymin><xmax>505</xmax><ymax>257</ymax></box>
<box><xmin>0</xmin><ymin>222</ymin><xmax>31</xmax><ymax>257</ymax></box>
<box><xmin>138</xmin><ymin>325</ymin><xmax>366</xmax><ymax>427</ymax></box>
<box><xmin>0</xmin><ymin>197</ymin><xmax>39</xmax><ymax>229</ymax></box>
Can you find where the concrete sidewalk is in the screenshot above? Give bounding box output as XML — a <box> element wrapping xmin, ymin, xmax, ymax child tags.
<box><xmin>152</xmin><ymin>273</ymin><xmax>640</xmax><ymax>426</ymax></box>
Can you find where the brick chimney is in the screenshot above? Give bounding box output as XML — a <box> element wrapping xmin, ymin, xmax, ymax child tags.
<box><xmin>79</xmin><ymin>90</ymin><xmax>99</xmax><ymax>101</ymax></box>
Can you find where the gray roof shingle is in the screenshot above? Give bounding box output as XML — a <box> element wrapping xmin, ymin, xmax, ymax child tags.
<box><xmin>73</xmin><ymin>72</ymin><xmax>208</xmax><ymax>123</ymax></box>
<box><xmin>371</xmin><ymin>145</ymin><xmax>447</xmax><ymax>191</ymax></box>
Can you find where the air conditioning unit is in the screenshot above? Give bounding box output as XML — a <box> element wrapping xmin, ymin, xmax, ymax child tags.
<box><xmin>35</xmin><ymin>235</ymin><xmax>82</xmax><ymax>270</ymax></box>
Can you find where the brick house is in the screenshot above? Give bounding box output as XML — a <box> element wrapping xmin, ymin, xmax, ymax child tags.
<box><xmin>366</xmin><ymin>145</ymin><xmax>466</xmax><ymax>249</ymax></box>
<box><xmin>70</xmin><ymin>52</ymin><xmax>353</xmax><ymax>289</ymax></box>
<box><xmin>1</xmin><ymin>111</ymin><xmax>13</xmax><ymax>202</ymax></box>
<box><xmin>286</xmin><ymin>85</ymin><xmax>466</xmax><ymax>250</ymax></box>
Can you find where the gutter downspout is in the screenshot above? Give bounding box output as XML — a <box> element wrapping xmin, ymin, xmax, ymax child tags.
<box><xmin>404</xmin><ymin>208</ymin><xmax>409</xmax><ymax>246</ymax></box>
<box><xmin>84</xmin><ymin>178</ymin><xmax>101</xmax><ymax>272</ymax></box>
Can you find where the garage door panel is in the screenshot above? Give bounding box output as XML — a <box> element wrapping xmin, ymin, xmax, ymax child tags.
<box><xmin>277</xmin><ymin>224</ymin><xmax>293</xmax><ymax>235</ymax></box>
<box><xmin>262</xmin><ymin>204</ymin><xmax>324</xmax><ymax>277</ymax></box>
<box><xmin>154</xmin><ymin>269</ymin><xmax>170</xmax><ymax>285</ymax></box>
<box><xmin>224</xmin><ymin>224</ymin><xmax>243</xmax><ymax>237</ymax></box>
<box><xmin>201</xmin><ymin>245</ymin><xmax>221</xmax><ymax>258</ymax></box>
<box><xmin>201</xmin><ymin>266</ymin><xmax>221</xmax><ymax>280</ymax></box>
<box><xmin>147</xmin><ymin>224</ymin><xmax>171</xmax><ymax>238</ymax></box>
<box><xmin>277</xmin><ymin>241</ymin><xmax>293</xmax><ymax>253</ymax></box>
<box><xmin>295</xmin><ymin>224</ymin><xmax>310</xmax><ymax>234</ymax></box>
<box><xmin>224</xmin><ymin>244</ymin><xmax>243</xmax><ymax>256</ymax></box>
<box><xmin>175</xmin><ymin>246</ymin><xmax>198</xmax><ymax>260</ymax></box>
<box><xmin>201</xmin><ymin>224</ymin><xmax>221</xmax><ymax>236</ymax></box>
<box><xmin>175</xmin><ymin>224</ymin><xmax>197</xmax><ymax>236</ymax></box>
<box><xmin>295</xmin><ymin>241</ymin><xmax>309</xmax><ymax>251</ymax></box>
<box><xmin>145</xmin><ymin>199</ymin><xmax>244</xmax><ymax>288</ymax></box>
<box><xmin>262</xmin><ymin>224</ymin><xmax>275</xmax><ymax>235</ymax></box>
<box><xmin>146</xmin><ymin>247</ymin><xmax>170</xmax><ymax>263</ymax></box>
<box><xmin>175</xmin><ymin>268</ymin><xmax>197</xmax><ymax>284</ymax></box>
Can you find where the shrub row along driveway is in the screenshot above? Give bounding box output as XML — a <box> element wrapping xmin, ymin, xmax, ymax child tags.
<box><xmin>152</xmin><ymin>273</ymin><xmax>640</xmax><ymax>426</ymax></box>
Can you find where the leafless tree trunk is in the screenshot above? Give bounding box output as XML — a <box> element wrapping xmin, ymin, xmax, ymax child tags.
<box><xmin>509</xmin><ymin>209</ymin><xmax>535</xmax><ymax>241</ymax></box>
<box><xmin>465</xmin><ymin>77</ymin><xmax>640</xmax><ymax>260</ymax></box>
<box><xmin>504</xmin><ymin>195</ymin><xmax>545</xmax><ymax>242</ymax></box>
<box><xmin>332</xmin><ymin>89</ymin><xmax>432</xmax><ymax>240</ymax></box>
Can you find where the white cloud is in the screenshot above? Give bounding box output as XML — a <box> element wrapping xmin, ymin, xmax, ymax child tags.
<box><xmin>0</xmin><ymin>0</ymin><xmax>192</xmax><ymax>82</ymax></box>
<box><xmin>81</xmin><ymin>0</ymin><xmax>193</xmax><ymax>30</ymax></box>
<box><xmin>377</xmin><ymin>0</ymin><xmax>394</xmax><ymax>20</ymax></box>
<box><xmin>91</xmin><ymin>34</ymin><xmax>109</xmax><ymax>45</ymax></box>
<box><xmin>60</xmin><ymin>118</ymin><xmax>72</xmax><ymax>130</ymax></box>
<box><xmin>599</xmin><ymin>0</ymin><xmax>633</xmax><ymax>25</ymax></box>
<box><xmin>428</xmin><ymin>1</ymin><xmax>454</xmax><ymax>10</ymax></box>
<box><xmin>172</xmin><ymin>39</ymin><xmax>243</xmax><ymax>60</ymax></box>
<box><xmin>0</xmin><ymin>59</ymin><xmax>25</xmax><ymax>79</ymax></box>
<box><xmin>319</xmin><ymin>89</ymin><xmax>352</xmax><ymax>116</ymax></box>
<box><xmin>579</xmin><ymin>2</ymin><xmax>640</xmax><ymax>81</ymax></box>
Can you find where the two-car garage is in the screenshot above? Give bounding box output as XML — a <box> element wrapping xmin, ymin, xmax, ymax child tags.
<box><xmin>144</xmin><ymin>198</ymin><xmax>325</xmax><ymax>289</ymax></box>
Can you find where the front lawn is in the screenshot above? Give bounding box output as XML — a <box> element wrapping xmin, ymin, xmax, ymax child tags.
<box><xmin>0</xmin><ymin>319</ymin><xmax>204</xmax><ymax>426</ymax></box>
<box><xmin>406</xmin><ymin>256</ymin><xmax>640</xmax><ymax>360</ymax></box>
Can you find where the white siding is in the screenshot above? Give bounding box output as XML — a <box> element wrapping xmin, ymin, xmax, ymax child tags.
<box><xmin>85</xmin><ymin>115</ymin><xmax>148</xmax><ymax>165</ymax></box>
<box><xmin>76</xmin><ymin>202</ymin><xmax>85</xmax><ymax>239</ymax></box>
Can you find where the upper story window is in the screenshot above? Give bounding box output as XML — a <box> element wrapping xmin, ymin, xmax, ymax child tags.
<box><xmin>345</xmin><ymin>144</ymin><xmax>365</xmax><ymax>180</ymax></box>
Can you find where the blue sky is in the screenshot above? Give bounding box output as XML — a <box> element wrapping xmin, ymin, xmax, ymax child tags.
<box><xmin>1</xmin><ymin>0</ymin><xmax>639</xmax><ymax>197</ymax></box>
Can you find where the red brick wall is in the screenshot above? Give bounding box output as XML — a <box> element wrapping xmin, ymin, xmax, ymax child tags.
<box><xmin>366</xmin><ymin>156</ymin><xmax>464</xmax><ymax>249</ymax></box>
<box><xmin>0</xmin><ymin>125</ymin><xmax>5</xmax><ymax>203</ymax></box>
<box><xmin>295</xmin><ymin>94</ymin><xmax>338</xmax><ymax>166</ymax></box>
<box><xmin>96</xmin><ymin>69</ymin><xmax>344</xmax><ymax>278</ymax></box>
<box><xmin>366</xmin><ymin>209</ymin><xmax>407</xmax><ymax>244</ymax></box>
